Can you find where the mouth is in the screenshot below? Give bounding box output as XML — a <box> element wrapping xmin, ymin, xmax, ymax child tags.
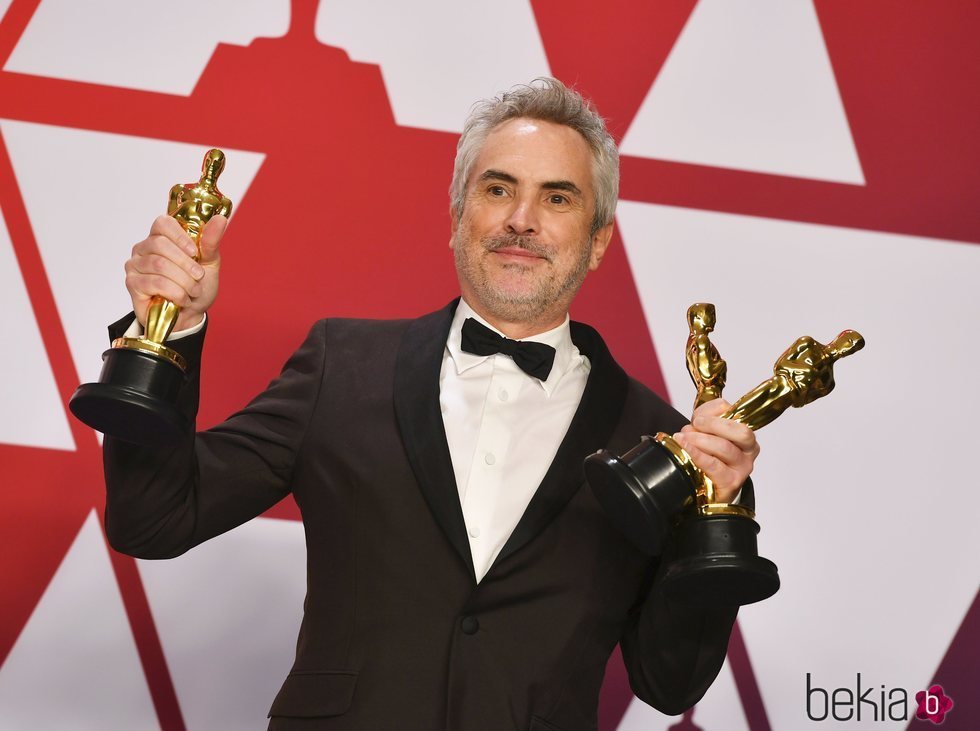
<box><xmin>490</xmin><ymin>246</ymin><xmax>547</xmax><ymax>263</ymax></box>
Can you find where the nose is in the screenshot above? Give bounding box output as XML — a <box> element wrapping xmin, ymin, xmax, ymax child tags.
<box><xmin>504</xmin><ymin>197</ymin><xmax>539</xmax><ymax>236</ymax></box>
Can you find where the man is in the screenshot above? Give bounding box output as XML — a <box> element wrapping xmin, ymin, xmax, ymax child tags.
<box><xmin>108</xmin><ymin>78</ymin><xmax>759</xmax><ymax>730</ymax></box>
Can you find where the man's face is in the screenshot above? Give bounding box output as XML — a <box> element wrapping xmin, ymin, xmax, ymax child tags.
<box><xmin>450</xmin><ymin>117</ymin><xmax>613</xmax><ymax>327</ymax></box>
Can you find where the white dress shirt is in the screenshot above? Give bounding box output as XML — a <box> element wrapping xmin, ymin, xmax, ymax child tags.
<box><xmin>440</xmin><ymin>300</ymin><xmax>590</xmax><ymax>582</ymax></box>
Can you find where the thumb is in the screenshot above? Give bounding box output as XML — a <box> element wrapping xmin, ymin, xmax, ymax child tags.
<box><xmin>692</xmin><ymin>397</ymin><xmax>730</xmax><ymax>421</ymax></box>
<box><xmin>199</xmin><ymin>214</ymin><xmax>228</xmax><ymax>264</ymax></box>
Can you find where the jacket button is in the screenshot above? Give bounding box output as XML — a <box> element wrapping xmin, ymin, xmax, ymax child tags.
<box><xmin>461</xmin><ymin>616</ymin><xmax>479</xmax><ymax>635</ymax></box>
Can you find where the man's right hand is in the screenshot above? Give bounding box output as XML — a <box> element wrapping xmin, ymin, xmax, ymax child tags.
<box><xmin>124</xmin><ymin>214</ymin><xmax>228</xmax><ymax>331</ymax></box>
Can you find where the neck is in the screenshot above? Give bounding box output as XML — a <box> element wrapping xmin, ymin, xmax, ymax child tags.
<box><xmin>462</xmin><ymin>297</ymin><xmax>566</xmax><ymax>340</ymax></box>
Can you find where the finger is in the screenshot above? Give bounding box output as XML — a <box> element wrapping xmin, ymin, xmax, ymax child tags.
<box><xmin>148</xmin><ymin>214</ymin><xmax>198</xmax><ymax>258</ymax></box>
<box><xmin>128</xmin><ymin>251</ymin><xmax>203</xmax><ymax>298</ymax></box>
<box><xmin>691</xmin><ymin>414</ymin><xmax>758</xmax><ymax>453</ymax></box>
<box><xmin>675</xmin><ymin>430</ymin><xmax>744</xmax><ymax>469</ymax></box>
<box><xmin>692</xmin><ymin>398</ymin><xmax>731</xmax><ymax>420</ymax></box>
<box><xmin>134</xmin><ymin>235</ymin><xmax>206</xmax><ymax>283</ymax></box>
<box><xmin>198</xmin><ymin>214</ymin><xmax>228</xmax><ymax>265</ymax></box>
<box><xmin>674</xmin><ymin>437</ymin><xmax>741</xmax><ymax>493</ymax></box>
<box><xmin>125</xmin><ymin>272</ymin><xmax>195</xmax><ymax>310</ymax></box>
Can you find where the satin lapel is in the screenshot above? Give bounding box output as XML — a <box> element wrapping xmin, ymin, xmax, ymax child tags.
<box><xmin>393</xmin><ymin>299</ymin><xmax>476</xmax><ymax>582</ymax></box>
<box><xmin>494</xmin><ymin>321</ymin><xmax>629</xmax><ymax>568</ymax></box>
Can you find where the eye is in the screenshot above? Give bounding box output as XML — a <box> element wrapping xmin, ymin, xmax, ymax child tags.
<box><xmin>548</xmin><ymin>194</ymin><xmax>569</xmax><ymax>205</ymax></box>
<box><xmin>488</xmin><ymin>185</ymin><xmax>507</xmax><ymax>196</ymax></box>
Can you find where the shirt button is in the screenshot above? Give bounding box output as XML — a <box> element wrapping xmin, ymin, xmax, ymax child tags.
<box><xmin>469</xmin><ymin>526</ymin><xmax>481</xmax><ymax>538</ymax></box>
<box><xmin>484</xmin><ymin>452</ymin><xmax>496</xmax><ymax>465</ymax></box>
<box><xmin>461</xmin><ymin>616</ymin><xmax>480</xmax><ymax>635</ymax></box>
<box><xmin>498</xmin><ymin>389</ymin><xmax>509</xmax><ymax>402</ymax></box>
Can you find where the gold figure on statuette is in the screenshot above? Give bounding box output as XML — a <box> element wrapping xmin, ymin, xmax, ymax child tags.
<box><xmin>657</xmin><ymin>303</ymin><xmax>865</xmax><ymax>516</ymax></box>
<box><xmin>686</xmin><ymin>303</ymin><xmax>727</xmax><ymax>411</ymax></box>
<box><xmin>112</xmin><ymin>148</ymin><xmax>232</xmax><ymax>370</ymax></box>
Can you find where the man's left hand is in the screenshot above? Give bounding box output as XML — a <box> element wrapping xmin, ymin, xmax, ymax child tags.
<box><xmin>672</xmin><ymin>399</ymin><xmax>759</xmax><ymax>503</ymax></box>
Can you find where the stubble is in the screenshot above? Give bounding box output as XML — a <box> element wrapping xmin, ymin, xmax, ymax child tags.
<box><xmin>452</xmin><ymin>224</ymin><xmax>592</xmax><ymax>324</ymax></box>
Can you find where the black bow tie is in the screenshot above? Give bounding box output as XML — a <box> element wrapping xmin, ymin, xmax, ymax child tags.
<box><xmin>460</xmin><ymin>317</ymin><xmax>556</xmax><ymax>381</ymax></box>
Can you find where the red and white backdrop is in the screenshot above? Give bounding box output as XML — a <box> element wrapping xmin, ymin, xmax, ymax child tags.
<box><xmin>1</xmin><ymin>1</ymin><xmax>977</xmax><ymax>729</ymax></box>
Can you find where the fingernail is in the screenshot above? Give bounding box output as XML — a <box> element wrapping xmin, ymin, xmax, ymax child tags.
<box><xmin>192</xmin><ymin>265</ymin><xmax>205</xmax><ymax>278</ymax></box>
<box><xmin>693</xmin><ymin>416</ymin><xmax>705</xmax><ymax>427</ymax></box>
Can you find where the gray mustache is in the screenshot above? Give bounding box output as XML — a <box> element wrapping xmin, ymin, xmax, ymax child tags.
<box><xmin>483</xmin><ymin>235</ymin><xmax>553</xmax><ymax>261</ymax></box>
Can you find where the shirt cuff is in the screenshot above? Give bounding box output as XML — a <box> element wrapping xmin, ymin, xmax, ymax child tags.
<box><xmin>123</xmin><ymin>313</ymin><xmax>207</xmax><ymax>340</ymax></box>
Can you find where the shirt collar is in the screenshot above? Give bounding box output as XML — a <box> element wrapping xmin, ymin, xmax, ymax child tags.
<box><xmin>446</xmin><ymin>298</ymin><xmax>582</xmax><ymax>395</ymax></box>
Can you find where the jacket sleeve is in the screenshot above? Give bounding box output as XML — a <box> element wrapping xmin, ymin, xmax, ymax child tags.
<box><xmin>618</xmin><ymin>476</ymin><xmax>754</xmax><ymax>714</ymax></box>
<box><xmin>618</xmin><ymin>557</ymin><xmax>738</xmax><ymax>715</ymax></box>
<box><xmin>102</xmin><ymin>314</ymin><xmax>326</xmax><ymax>559</ymax></box>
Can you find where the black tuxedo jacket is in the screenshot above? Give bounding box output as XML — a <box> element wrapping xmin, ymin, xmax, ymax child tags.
<box><xmin>103</xmin><ymin>300</ymin><xmax>737</xmax><ymax>731</ymax></box>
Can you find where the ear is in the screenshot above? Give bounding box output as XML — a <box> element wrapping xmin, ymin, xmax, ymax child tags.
<box><xmin>449</xmin><ymin>206</ymin><xmax>459</xmax><ymax>249</ymax></box>
<box><xmin>588</xmin><ymin>221</ymin><xmax>614</xmax><ymax>271</ymax></box>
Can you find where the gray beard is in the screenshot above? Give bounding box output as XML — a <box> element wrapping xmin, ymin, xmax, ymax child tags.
<box><xmin>452</xmin><ymin>229</ymin><xmax>592</xmax><ymax>323</ymax></box>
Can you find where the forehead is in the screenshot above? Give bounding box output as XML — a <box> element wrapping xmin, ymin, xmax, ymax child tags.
<box><xmin>472</xmin><ymin>118</ymin><xmax>594</xmax><ymax>192</ymax></box>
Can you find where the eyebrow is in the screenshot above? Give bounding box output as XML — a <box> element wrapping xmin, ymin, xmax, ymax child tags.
<box><xmin>479</xmin><ymin>169</ymin><xmax>518</xmax><ymax>185</ymax></box>
<box><xmin>542</xmin><ymin>180</ymin><xmax>583</xmax><ymax>198</ymax></box>
<box><xmin>478</xmin><ymin>169</ymin><xmax>583</xmax><ymax>198</ymax></box>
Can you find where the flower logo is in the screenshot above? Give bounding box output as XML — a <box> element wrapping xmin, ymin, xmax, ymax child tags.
<box><xmin>915</xmin><ymin>684</ymin><xmax>954</xmax><ymax>725</ymax></box>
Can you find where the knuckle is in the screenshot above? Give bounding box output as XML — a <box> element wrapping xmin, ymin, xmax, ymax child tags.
<box><xmin>150</xmin><ymin>215</ymin><xmax>170</xmax><ymax>235</ymax></box>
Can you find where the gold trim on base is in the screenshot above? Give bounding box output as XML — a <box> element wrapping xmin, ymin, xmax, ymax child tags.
<box><xmin>700</xmin><ymin>502</ymin><xmax>756</xmax><ymax>518</ymax></box>
<box><xmin>112</xmin><ymin>337</ymin><xmax>187</xmax><ymax>372</ymax></box>
<box><xmin>654</xmin><ymin>432</ymin><xmax>704</xmax><ymax>490</ymax></box>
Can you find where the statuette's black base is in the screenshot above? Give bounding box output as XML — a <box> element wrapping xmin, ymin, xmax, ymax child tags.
<box><xmin>69</xmin><ymin>346</ymin><xmax>188</xmax><ymax>446</ymax></box>
<box><xmin>585</xmin><ymin>436</ymin><xmax>695</xmax><ymax>556</ymax></box>
<box><xmin>585</xmin><ymin>435</ymin><xmax>780</xmax><ymax>608</ymax></box>
<box><xmin>661</xmin><ymin>514</ymin><xmax>779</xmax><ymax>607</ymax></box>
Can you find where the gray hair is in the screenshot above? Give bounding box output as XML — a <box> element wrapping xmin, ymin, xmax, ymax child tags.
<box><xmin>450</xmin><ymin>78</ymin><xmax>619</xmax><ymax>235</ymax></box>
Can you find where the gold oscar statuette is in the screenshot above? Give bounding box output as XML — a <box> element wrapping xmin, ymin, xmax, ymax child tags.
<box><xmin>68</xmin><ymin>149</ymin><xmax>233</xmax><ymax>445</ymax></box>
<box><xmin>585</xmin><ymin>303</ymin><xmax>864</xmax><ymax>607</ymax></box>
